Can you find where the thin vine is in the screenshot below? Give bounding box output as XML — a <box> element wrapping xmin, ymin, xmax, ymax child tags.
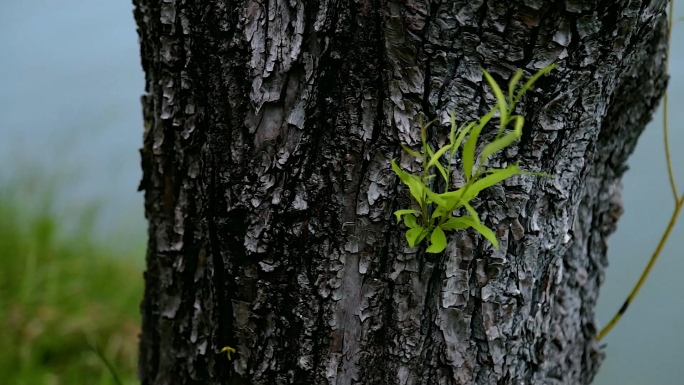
<box><xmin>597</xmin><ymin>0</ymin><xmax>681</xmax><ymax>341</ymax></box>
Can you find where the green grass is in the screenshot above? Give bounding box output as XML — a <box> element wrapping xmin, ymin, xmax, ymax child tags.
<box><xmin>0</xmin><ymin>191</ymin><xmax>143</xmax><ymax>385</ymax></box>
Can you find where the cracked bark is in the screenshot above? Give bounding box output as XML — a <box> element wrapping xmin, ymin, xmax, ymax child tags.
<box><xmin>134</xmin><ymin>1</ymin><xmax>669</xmax><ymax>384</ymax></box>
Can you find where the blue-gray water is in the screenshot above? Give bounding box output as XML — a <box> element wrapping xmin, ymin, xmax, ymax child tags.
<box><xmin>1</xmin><ymin>2</ymin><xmax>682</xmax><ymax>383</ymax></box>
<box><xmin>0</xmin><ymin>1</ymin><xmax>146</xmax><ymax>251</ymax></box>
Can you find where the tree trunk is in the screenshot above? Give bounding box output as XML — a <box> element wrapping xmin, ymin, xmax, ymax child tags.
<box><xmin>133</xmin><ymin>1</ymin><xmax>669</xmax><ymax>384</ymax></box>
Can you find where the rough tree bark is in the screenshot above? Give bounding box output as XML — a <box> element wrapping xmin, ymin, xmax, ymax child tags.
<box><xmin>134</xmin><ymin>1</ymin><xmax>669</xmax><ymax>384</ymax></box>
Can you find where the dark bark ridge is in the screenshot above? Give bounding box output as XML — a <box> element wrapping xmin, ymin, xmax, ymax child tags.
<box><xmin>134</xmin><ymin>0</ymin><xmax>668</xmax><ymax>384</ymax></box>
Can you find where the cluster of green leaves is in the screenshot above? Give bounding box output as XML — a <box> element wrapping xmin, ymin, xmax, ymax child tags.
<box><xmin>392</xmin><ymin>65</ymin><xmax>555</xmax><ymax>253</ymax></box>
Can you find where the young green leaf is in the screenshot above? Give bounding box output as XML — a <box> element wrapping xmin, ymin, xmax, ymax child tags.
<box><xmin>424</xmin><ymin>186</ymin><xmax>448</xmax><ymax>207</ymax></box>
<box><xmin>440</xmin><ymin>217</ymin><xmax>473</xmax><ymax>230</ymax></box>
<box><xmin>426</xmin><ymin>144</ymin><xmax>435</xmax><ymax>158</ymax></box>
<box><xmin>480</xmin><ymin>118</ymin><xmax>522</xmax><ymax>162</ymax></box>
<box><xmin>415</xmin><ymin>228</ymin><xmax>429</xmax><ymax>246</ymax></box>
<box><xmin>403</xmin><ymin>213</ymin><xmax>419</xmax><ymax>228</ymax></box>
<box><xmin>391</xmin><ymin>159</ymin><xmax>426</xmax><ymax>208</ymax></box>
<box><xmin>453</xmin><ymin>121</ymin><xmax>475</xmax><ymax>153</ymax></box>
<box><xmin>426</xmin><ymin>226</ymin><xmax>447</xmax><ymax>253</ymax></box>
<box><xmin>470</xmin><ymin>221</ymin><xmax>498</xmax><ymax>249</ymax></box>
<box><xmin>513</xmin><ymin>113</ymin><xmax>524</xmax><ymax>133</ymax></box>
<box><xmin>473</xmin><ymin>223</ymin><xmax>499</xmax><ymax>250</ymax></box>
<box><xmin>420</xmin><ymin>120</ymin><xmax>436</xmax><ymax>171</ymax></box>
<box><xmin>518</xmin><ymin>170</ymin><xmax>553</xmax><ymax>178</ymax></box>
<box><xmin>406</xmin><ymin>227</ymin><xmax>424</xmax><ymax>247</ymax></box>
<box><xmin>434</xmin><ymin>185</ymin><xmax>468</xmax><ymax>209</ymax></box>
<box><xmin>451</xmin><ymin>216</ymin><xmax>499</xmax><ymax>249</ymax></box>
<box><xmin>515</xmin><ymin>64</ymin><xmax>556</xmax><ymax>105</ymax></box>
<box><xmin>433</xmin><ymin>160</ymin><xmax>449</xmax><ymax>182</ymax></box>
<box><xmin>427</xmin><ymin>144</ymin><xmax>451</xmax><ymax>182</ymax></box>
<box><xmin>508</xmin><ymin>69</ymin><xmax>523</xmax><ymax>103</ymax></box>
<box><xmin>431</xmin><ymin>205</ymin><xmax>449</xmax><ymax>221</ymax></box>
<box><xmin>468</xmin><ymin>164</ymin><xmax>520</xmax><ymax>198</ymax></box>
<box><xmin>401</xmin><ymin>144</ymin><xmax>421</xmax><ymax>158</ymax></box>
<box><xmin>449</xmin><ymin>110</ymin><xmax>457</xmax><ymax>144</ymax></box>
<box><xmin>483</xmin><ymin>69</ymin><xmax>509</xmax><ymax>129</ymax></box>
<box><xmin>394</xmin><ymin>209</ymin><xmax>420</xmax><ymax>223</ymax></box>
<box><xmin>463</xmin><ymin>107</ymin><xmax>497</xmax><ymax>181</ymax></box>
<box><xmin>428</xmin><ymin>144</ymin><xmax>451</xmax><ymax>169</ymax></box>
<box><xmin>463</xmin><ymin>202</ymin><xmax>481</xmax><ymax>223</ymax></box>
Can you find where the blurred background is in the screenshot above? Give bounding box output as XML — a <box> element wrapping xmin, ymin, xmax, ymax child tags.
<box><xmin>0</xmin><ymin>2</ymin><xmax>682</xmax><ymax>384</ymax></box>
<box><xmin>0</xmin><ymin>2</ymin><xmax>144</xmax><ymax>384</ymax></box>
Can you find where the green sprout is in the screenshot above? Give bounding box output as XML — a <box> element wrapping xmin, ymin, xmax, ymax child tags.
<box><xmin>220</xmin><ymin>345</ymin><xmax>236</xmax><ymax>360</ymax></box>
<box><xmin>392</xmin><ymin>65</ymin><xmax>555</xmax><ymax>253</ymax></box>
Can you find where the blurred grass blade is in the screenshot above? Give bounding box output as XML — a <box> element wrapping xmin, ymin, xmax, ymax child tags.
<box><xmin>86</xmin><ymin>336</ymin><xmax>123</xmax><ymax>385</ymax></box>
